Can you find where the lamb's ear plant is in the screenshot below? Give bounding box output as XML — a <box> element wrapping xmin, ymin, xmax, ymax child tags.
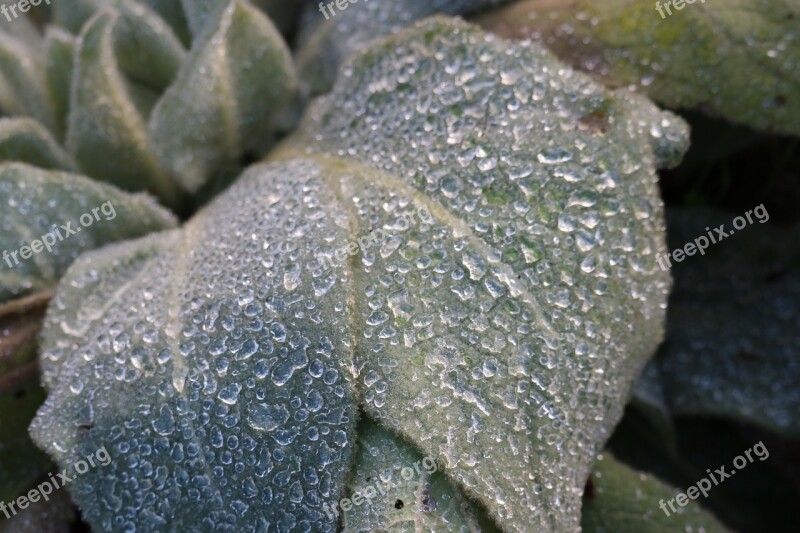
<box><xmin>26</xmin><ymin>17</ymin><xmax>727</xmax><ymax>532</ymax></box>
<box><xmin>0</xmin><ymin>0</ymin><xmax>297</xmax><ymax>212</ymax></box>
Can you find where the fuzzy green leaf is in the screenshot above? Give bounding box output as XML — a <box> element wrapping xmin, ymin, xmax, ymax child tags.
<box><xmin>0</xmin><ymin>163</ymin><xmax>177</xmax><ymax>303</ymax></box>
<box><xmin>30</xmin><ymin>18</ymin><xmax>687</xmax><ymax>531</ymax></box>
<box><xmin>581</xmin><ymin>454</ymin><xmax>728</xmax><ymax>532</ymax></box>
<box><xmin>32</xmin><ymin>160</ymin><xmax>360</xmax><ymax>531</ymax></box>
<box><xmin>476</xmin><ymin>0</ymin><xmax>800</xmax><ymax>137</ymax></box>
<box><xmin>276</xmin><ymin>17</ymin><xmax>687</xmax><ymax>531</ymax></box>
<box><xmin>296</xmin><ymin>0</ymin><xmax>513</xmax><ymax>96</ymax></box>
<box><xmin>342</xmin><ymin>421</ymin><xmax>482</xmax><ymax>532</ymax></box>
<box><xmin>0</xmin><ymin>28</ymin><xmax>55</xmax><ymax>133</ymax></box>
<box><xmin>43</xmin><ymin>28</ymin><xmax>76</xmax><ymax>141</ymax></box>
<box><xmin>65</xmin><ymin>10</ymin><xmax>182</xmax><ymax>209</ymax></box>
<box><xmin>149</xmin><ymin>0</ymin><xmax>296</xmax><ymax>194</ymax></box>
<box><xmin>0</xmin><ymin>118</ymin><xmax>76</xmax><ymax>171</ymax></box>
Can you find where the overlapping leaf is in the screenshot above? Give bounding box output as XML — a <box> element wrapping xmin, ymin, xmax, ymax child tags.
<box><xmin>581</xmin><ymin>454</ymin><xmax>727</xmax><ymax>532</ymax></box>
<box><xmin>31</xmin><ymin>18</ymin><xmax>688</xmax><ymax>531</ymax></box>
<box><xmin>0</xmin><ymin>163</ymin><xmax>177</xmax><ymax>303</ymax></box>
<box><xmin>0</xmin><ymin>0</ymin><xmax>297</xmax><ymax>209</ymax></box>
<box><xmin>637</xmin><ymin>208</ymin><xmax>800</xmax><ymax>438</ymax></box>
<box><xmin>476</xmin><ymin>0</ymin><xmax>800</xmax><ymax>137</ymax></box>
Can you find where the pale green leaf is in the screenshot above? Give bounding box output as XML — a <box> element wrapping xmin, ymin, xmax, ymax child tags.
<box><xmin>0</xmin><ymin>163</ymin><xmax>177</xmax><ymax>303</ymax></box>
<box><xmin>30</xmin><ymin>18</ymin><xmax>687</xmax><ymax>532</ymax></box>
<box><xmin>44</xmin><ymin>28</ymin><xmax>76</xmax><ymax>141</ymax></box>
<box><xmin>0</xmin><ymin>29</ymin><xmax>55</xmax><ymax>133</ymax></box>
<box><xmin>581</xmin><ymin>454</ymin><xmax>728</xmax><ymax>532</ymax></box>
<box><xmin>109</xmin><ymin>0</ymin><xmax>187</xmax><ymax>92</ymax></box>
<box><xmin>65</xmin><ymin>10</ymin><xmax>183</xmax><ymax>210</ymax></box>
<box><xmin>275</xmin><ymin>17</ymin><xmax>687</xmax><ymax>531</ymax></box>
<box><xmin>296</xmin><ymin>0</ymin><xmax>513</xmax><ymax>96</ymax></box>
<box><xmin>0</xmin><ymin>118</ymin><xmax>77</xmax><ymax>171</ymax></box>
<box><xmin>51</xmin><ymin>0</ymin><xmax>103</xmax><ymax>34</ymax></box>
<box><xmin>0</xmin><ymin>8</ymin><xmax>43</xmax><ymax>49</ymax></box>
<box><xmin>149</xmin><ymin>0</ymin><xmax>296</xmax><ymax>194</ymax></box>
<box><xmin>476</xmin><ymin>0</ymin><xmax>800</xmax><ymax>137</ymax></box>
<box><xmin>32</xmin><ymin>160</ymin><xmax>360</xmax><ymax>531</ymax></box>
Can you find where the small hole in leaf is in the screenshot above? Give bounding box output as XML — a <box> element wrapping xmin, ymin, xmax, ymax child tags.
<box><xmin>394</xmin><ymin>499</ymin><xmax>404</xmax><ymax>509</ymax></box>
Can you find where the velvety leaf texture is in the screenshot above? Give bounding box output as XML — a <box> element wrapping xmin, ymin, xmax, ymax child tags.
<box><xmin>581</xmin><ymin>454</ymin><xmax>727</xmax><ymax>532</ymax></box>
<box><xmin>0</xmin><ymin>163</ymin><xmax>177</xmax><ymax>303</ymax></box>
<box><xmin>475</xmin><ymin>0</ymin><xmax>800</xmax><ymax>137</ymax></box>
<box><xmin>296</xmin><ymin>0</ymin><xmax>514</xmax><ymax>96</ymax></box>
<box><xmin>30</xmin><ymin>18</ymin><xmax>688</xmax><ymax>532</ymax></box>
<box><xmin>0</xmin><ymin>0</ymin><xmax>297</xmax><ymax>210</ymax></box>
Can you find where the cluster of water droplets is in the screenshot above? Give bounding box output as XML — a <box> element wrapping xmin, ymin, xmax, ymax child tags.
<box><xmin>475</xmin><ymin>2</ymin><xmax>800</xmax><ymax>136</ymax></box>
<box><xmin>31</xmin><ymin>161</ymin><xmax>362</xmax><ymax>532</ymax></box>
<box><xmin>292</xmin><ymin>17</ymin><xmax>685</xmax><ymax>531</ymax></box>
<box><xmin>344</xmin><ymin>421</ymin><xmax>480</xmax><ymax>531</ymax></box>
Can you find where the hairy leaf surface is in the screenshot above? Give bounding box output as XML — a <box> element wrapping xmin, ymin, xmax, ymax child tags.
<box><xmin>476</xmin><ymin>0</ymin><xmax>800</xmax><ymax>137</ymax></box>
<box><xmin>31</xmin><ymin>18</ymin><xmax>687</xmax><ymax>531</ymax></box>
<box><xmin>0</xmin><ymin>163</ymin><xmax>177</xmax><ymax>303</ymax></box>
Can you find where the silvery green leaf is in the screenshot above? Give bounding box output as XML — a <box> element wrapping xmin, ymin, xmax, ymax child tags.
<box><xmin>0</xmin><ymin>8</ymin><xmax>42</xmax><ymax>49</ymax></box>
<box><xmin>296</xmin><ymin>0</ymin><xmax>514</xmax><ymax>96</ymax></box>
<box><xmin>31</xmin><ymin>18</ymin><xmax>687</xmax><ymax>532</ymax></box>
<box><xmin>581</xmin><ymin>454</ymin><xmax>728</xmax><ymax>532</ymax></box>
<box><xmin>44</xmin><ymin>28</ymin><xmax>76</xmax><ymax>141</ymax></box>
<box><xmin>0</xmin><ymin>163</ymin><xmax>177</xmax><ymax>303</ymax></box>
<box><xmin>51</xmin><ymin>0</ymin><xmax>103</xmax><ymax>34</ymax></box>
<box><xmin>109</xmin><ymin>1</ymin><xmax>187</xmax><ymax>91</ymax></box>
<box><xmin>13</xmin><ymin>0</ymin><xmax>295</xmax><ymax>208</ymax></box>
<box><xmin>149</xmin><ymin>0</ymin><xmax>296</xmax><ymax>194</ymax></box>
<box><xmin>651</xmin><ymin>208</ymin><xmax>800</xmax><ymax>437</ymax></box>
<box><xmin>66</xmin><ymin>10</ymin><xmax>184</xmax><ymax>210</ymax></box>
<box><xmin>476</xmin><ymin>0</ymin><xmax>800</xmax><ymax>137</ymax></box>
<box><xmin>0</xmin><ymin>28</ymin><xmax>56</xmax><ymax>133</ymax></box>
<box><xmin>32</xmin><ymin>160</ymin><xmax>360</xmax><ymax>531</ymax></box>
<box><xmin>0</xmin><ymin>118</ymin><xmax>77</xmax><ymax>171</ymax></box>
<box><xmin>275</xmin><ymin>16</ymin><xmax>687</xmax><ymax>531</ymax></box>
